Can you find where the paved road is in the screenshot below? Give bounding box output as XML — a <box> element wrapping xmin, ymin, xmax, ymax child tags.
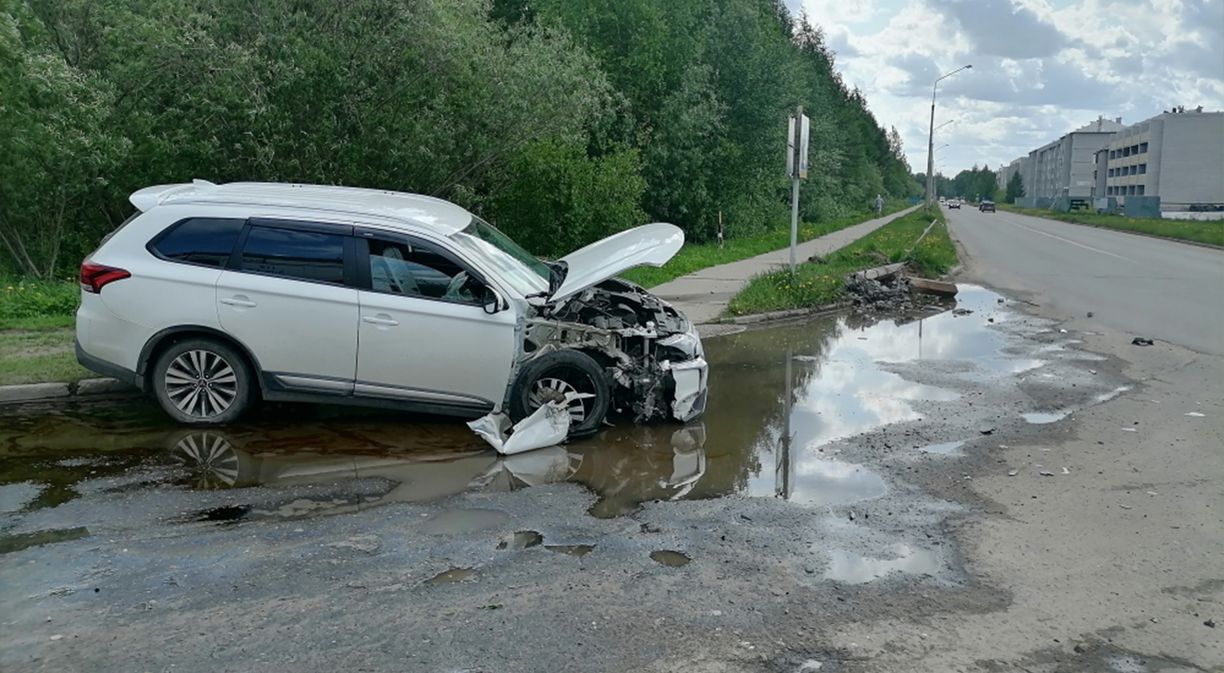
<box><xmin>653</xmin><ymin>205</ymin><xmax>920</xmax><ymax>325</ymax></box>
<box><xmin>946</xmin><ymin>206</ymin><xmax>1224</xmax><ymax>355</ymax></box>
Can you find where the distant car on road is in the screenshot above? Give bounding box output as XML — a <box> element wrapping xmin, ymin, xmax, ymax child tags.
<box><xmin>979</xmin><ymin>200</ymin><xmax>996</xmax><ymax>213</ymax></box>
<box><xmin>947</xmin><ymin>200</ymin><xmax>961</xmax><ymax>209</ymax></box>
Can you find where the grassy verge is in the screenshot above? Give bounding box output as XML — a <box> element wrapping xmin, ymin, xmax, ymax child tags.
<box><xmin>998</xmin><ymin>203</ymin><xmax>1224</xmax><ymax>247</ymax></box>
<box><xmin>620</xmin><ymin>201</ymin><xmax>912</xmax><ymax>288</ymax></box>
<box><xmin>0</xmin><ymin>328</ymin><xmax>90</xmax><ymax>385</ymax></box>
<box><xmin>725</xmin><ymin>208</ymin><xmax>956</xmax><ymax>316</ymax></box>
<box><xmin>1</xmin><ymin>278</ymin><xmax>86</xmax><ymax>385</ymax></box>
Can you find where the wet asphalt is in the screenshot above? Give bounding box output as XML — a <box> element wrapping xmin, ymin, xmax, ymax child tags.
<box><xmin>0</xmin><ymin>285</ymin><xmax>1150</xmax><ymax>672</ymax></box>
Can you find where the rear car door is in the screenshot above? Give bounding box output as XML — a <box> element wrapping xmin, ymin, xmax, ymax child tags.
<box><xmin>354</xmin><ymin>232</ymin><xmax>517</xmax><ymax>414</ymax></box>
<box><xmin>216</xmin><ymin>220</ymin><xmax>360</xmax><ymax>395</ymax></box>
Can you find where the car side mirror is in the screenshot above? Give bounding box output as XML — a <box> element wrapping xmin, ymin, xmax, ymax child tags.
<box><xmin>482</xmin><ymin>286</ymin><xmax>505</xmax><ymax>315</ymax></box>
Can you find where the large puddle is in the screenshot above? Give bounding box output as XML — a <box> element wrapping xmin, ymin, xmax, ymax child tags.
<box><xmin>1</xmin><ymin>286</ymin><xmax>1041</xmax><ymax>532</ymax></box>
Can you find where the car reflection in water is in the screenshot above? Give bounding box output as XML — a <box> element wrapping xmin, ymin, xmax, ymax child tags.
<box><xmin>170</xmin><ymin>424</ymin><xmax>708</xmax><ymax>517</ymax></box>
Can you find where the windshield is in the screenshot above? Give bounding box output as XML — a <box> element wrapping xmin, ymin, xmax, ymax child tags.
<box><xmin>450</xmin><ymin>217</ymin><xmax>551</xmax><ymax>297</ymax></box>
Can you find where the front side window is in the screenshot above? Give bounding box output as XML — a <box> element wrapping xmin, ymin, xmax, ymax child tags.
<box><xmin>151</xmin><ymin>218</ymin><xmax>245</xmax><ymax>267</ymax></box>
<box><xmin>367</xmin><ymin>238</ymin><xmax>484</xmax><ymax>304</ymax></box>
<box><xmin>239</xmin><ymin>226</ymin><xmax>345</xmax><ymax>283</ymax></box>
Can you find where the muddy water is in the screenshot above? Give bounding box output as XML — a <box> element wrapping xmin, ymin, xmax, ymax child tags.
<box><xmin>0</xmin><ymin>286</ymin><xmax>1027</xmax><ymax>531</ymax></box>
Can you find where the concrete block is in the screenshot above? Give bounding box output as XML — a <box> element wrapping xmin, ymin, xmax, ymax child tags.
<box><xmin>0</xmin><ymin>382</ymin><xmax>71</xmax><ymax>403</ymax></box>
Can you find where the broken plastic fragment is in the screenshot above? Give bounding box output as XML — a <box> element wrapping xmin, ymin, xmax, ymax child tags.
<box><xmin>468</xmin><ymin>401</ymin><xmax>571</xmax><ymax>455</ymax></box>
<box><xmin>670</xmin><ymin>358</ymin><xmax>708</xmax><ymax>421</ymax></box>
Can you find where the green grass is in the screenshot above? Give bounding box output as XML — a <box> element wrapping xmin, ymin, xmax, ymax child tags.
<box><xmin>0</xmin><ymin>277</ymin><xmax>86</xmax><ymax>384</ymax></box>
<box><xmin>0</xmin><ymin>327</ymin><xmax>90</xmax><ymax>385</ymax></box>
<box><xmin>998</xmin><ymin>204</ymin><xmax>1224</xmax><ymax>247</ymax></box>
<box><xmin>726</xmin><ymin>208</ymin><xmax>957</xmax><ymax>316</ymax></box>
<box><xmin>620</xmin><ymin>201</ymin><xmax>912</xmax><ymax>288</ymax></box>
<box><xmin>1</xmin><ymin>277</ymin><xmax>79</xmax><ymax>329</ymax></box>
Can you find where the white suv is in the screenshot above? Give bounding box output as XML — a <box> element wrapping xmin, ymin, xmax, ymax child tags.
<box><xmin>76</xmin><ymin>181</ymin><xmax>708</xmax><ymax>435</ymax></box>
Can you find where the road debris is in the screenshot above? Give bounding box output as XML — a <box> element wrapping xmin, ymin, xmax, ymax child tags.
<box><xmin>468</xmin><ymin>400</ymin><xmax>572</xmax><ymax>455</ymax></box>
<box><xmin>1131</xmin><ymin>337</ymin><xmax>1154</xmax><ymax>346</ymax></box>
<box><xmin>1205</xmin><ymin>619</ymin><xmax>1216</xmax><ymax>628</ymax></box>
<box><xmin>978</xmin><ymin>425</ymin><xmax>995</xmax><ymax>435</ymax></box>
<box><xmin>953</xmin><ymin>308</ymin><xmax>974</xmax><ymax>316</ymax></box>
<box><xmin>907</xmin><ymin>277</ymin><xmax>959</xmax><ymax>297</ymax></box>
<box><xmin>1185</xmin><ymin>412</ymin><xmax>1206</xmax><ymax>417</ymax></box>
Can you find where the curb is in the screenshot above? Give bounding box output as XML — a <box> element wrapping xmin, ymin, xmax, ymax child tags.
<box><xmin>0</xmin><ymin>378</ymin><xmax>137</xmax><ymax>405</ymax></box>
<box><xmin>708</xmin><ymin>301</ymin><xmax>850</xmax><ymax>329</ymax></box>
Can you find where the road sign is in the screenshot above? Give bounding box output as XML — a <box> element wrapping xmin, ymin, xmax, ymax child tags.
<box><xmin>786</xmin><ymin>112</ymin><xmax>810</xmax><ymax>179</ymax></box>
<box><xmin>787</xmin><ymin>107</ymin><xmax>808</xmax><ymax>273</ymax></box>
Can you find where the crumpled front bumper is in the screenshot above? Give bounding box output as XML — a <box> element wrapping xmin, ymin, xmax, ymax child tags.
<box><xmin>668</xmin><ymin>356</ymin><xmax>708</xmax><ymax>422</ymax></box>
<box><xmin>657</xmin><ymin>319</ymin><xmax>708</xmax><ymax>422</ymax></box>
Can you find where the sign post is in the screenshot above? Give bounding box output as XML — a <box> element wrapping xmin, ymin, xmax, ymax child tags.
<box><xmin>786</xmin><ymin>106</ymin><xmax>810</xmax><ymax>274</ymax></box>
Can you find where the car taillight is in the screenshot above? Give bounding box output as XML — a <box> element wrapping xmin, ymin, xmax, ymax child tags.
<box><xmin>80</xmin><ymin>261</ymin><xmax>131</xmax><ymax>294</ymax></box>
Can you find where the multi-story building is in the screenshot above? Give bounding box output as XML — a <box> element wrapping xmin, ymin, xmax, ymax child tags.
<box><xmin>1023</xmin><ymin>117</ymin><xmax>1124</xmax><ymax>201</ymax></box>
<box><xmin>996</xmin><ymin>156</ymin><xmax>1030</xmax><ymax>193</ymax></box>
<box><xmin>1100</xmin><ymin>109</ymin><xmax>1224</xmax><ymax>211</ymax></box>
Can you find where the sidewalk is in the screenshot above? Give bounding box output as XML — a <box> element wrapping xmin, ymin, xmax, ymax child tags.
<box><xmin>652</xmin><ymin>205</ymin><xmax>920</xmax><ymax>325</ymax></box>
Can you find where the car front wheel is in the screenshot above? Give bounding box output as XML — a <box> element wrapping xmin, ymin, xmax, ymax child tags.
<box><xmin>509</xmin><ymin>350</ymin><xmax>610</xmax><ymax>438</ymax></box>
<box><xmin>152</xmin><ymin>338</ymin><xmax>255</xmax><ymax>425</ymax></box>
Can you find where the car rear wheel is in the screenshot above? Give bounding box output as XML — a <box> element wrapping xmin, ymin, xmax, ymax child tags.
<box><xmin>509</xmin><ymin>350</ymin><xmax>610</xmax><ymax>438</ymax></box>
<box><xmin>152</xmin><ymin>338</ymin><xmax>255</xmax><ymax>425</ymax></box>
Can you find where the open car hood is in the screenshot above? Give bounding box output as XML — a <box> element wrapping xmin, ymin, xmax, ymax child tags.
<box><xmin>549</xmin><ymin>223</ymin><xmax>684</xmax><ymax>304</ymax></box>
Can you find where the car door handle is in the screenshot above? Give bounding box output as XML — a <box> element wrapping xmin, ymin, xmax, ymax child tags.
<box><xmin>220</xmin><ymin>295</ymin><xmax>257</xmax><ymax>308</ymax></box>
<box><xmin>362</xmin><ymin>314</ymin><xmax>399</xmax><ymax>327</ymax></box>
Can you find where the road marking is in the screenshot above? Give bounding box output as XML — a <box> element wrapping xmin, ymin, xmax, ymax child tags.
<box><xmin>1009</xmin><ymin>220</ymin><xmax>1134</xmax><ymax>262</ymax></box>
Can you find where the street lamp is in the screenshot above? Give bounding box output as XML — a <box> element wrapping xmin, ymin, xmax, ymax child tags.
<box><xmin>925</xmin><ymin>65</ymin><xmax>971</xmax><ymax>210</ymax></box>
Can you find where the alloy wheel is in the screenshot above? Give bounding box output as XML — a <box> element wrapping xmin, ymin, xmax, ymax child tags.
<box><xmin>164</xmin><ymin>349</ymin><xmax>239</xmax><ymax>418</ymax></box>
<box><xmin>528</xmin><ymin>376</ymin><xmax>589</xmax><ymax>423</ymax></box>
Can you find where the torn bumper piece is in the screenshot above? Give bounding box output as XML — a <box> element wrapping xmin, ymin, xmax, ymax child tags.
<box><xmin>668</xmin><ymin>357</ymin><xmax>708</xmax><ymax>422</ymax></box>
<box><xmin>468</xmin><ymin>400</ymin><xmax>571</xmax><ymax>456</ymax></box>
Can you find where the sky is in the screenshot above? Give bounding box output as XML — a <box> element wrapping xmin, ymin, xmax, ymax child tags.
<box><xmin>783</xmin><ymin>0</ymin><xmax>1224</xmax><ymax>176</ymax></box>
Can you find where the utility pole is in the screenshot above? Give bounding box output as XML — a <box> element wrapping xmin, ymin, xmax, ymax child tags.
<box><xmin>925</xmin><ymin>65</ymin><xmax>972</xmax><ymax>211</ymax></box>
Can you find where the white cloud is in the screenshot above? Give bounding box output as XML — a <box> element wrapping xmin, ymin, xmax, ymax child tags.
<box><xmin>784</xmin><ymin>0</ymin><xmax>1224</xmax><ymax>175</ymax></box>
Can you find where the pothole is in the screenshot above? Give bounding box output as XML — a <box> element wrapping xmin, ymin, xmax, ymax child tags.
<box><xmin>546</xmin><ymin>544</ymin><xmax>595</xmax><ymax>557</ymax></box>
<box><xmin>650</xmin><ymin>550</ymin><xmax>691</xmax><ymax>567</ymax></box>
<box><xmin>824</xmin><ymin>545</ymin><xmax>940</xmax><ymax>584</ymax></box>
<box><xmin>497</xmin><ymin>530</ymin><xmax>543</xmax><ymax>550</ymax></box>
<box><xmin>425</xmin><ymin>567</ymin><xmax>476</xmax><ymax>585</ymax></box>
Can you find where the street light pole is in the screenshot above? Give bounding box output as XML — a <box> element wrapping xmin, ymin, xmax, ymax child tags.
<box><xmin>925</xmin><ymin>65</ymin><xmax>971</xmax><ymax>210</ymax></box>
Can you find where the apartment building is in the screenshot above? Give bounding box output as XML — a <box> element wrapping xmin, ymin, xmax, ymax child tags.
<box><xmin>1022</xmin><ymin>117</ymin><xmax>1124</xmax><ymax>201</ymax></box>
<box><xmin>1099</xmin><ymin>109</ymin><xmax>1224</xmax><ymax>210</ymax></box>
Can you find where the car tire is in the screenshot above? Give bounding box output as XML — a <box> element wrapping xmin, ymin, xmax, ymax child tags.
<box><xmin>509</xmin><ymin>350</ymin><xmax>610</xmax><ymax>438</ymax></box>
<box><xmin>152</xmin><ymin>338</ymin><xmax>255</xmax><ymax>425</ymax></box>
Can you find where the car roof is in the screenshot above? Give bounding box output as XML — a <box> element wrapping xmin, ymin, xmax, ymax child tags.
<box><xmin>130</xmin><ymin>181</ymin><xmax>474</xmax><ymax>234</ymax></box>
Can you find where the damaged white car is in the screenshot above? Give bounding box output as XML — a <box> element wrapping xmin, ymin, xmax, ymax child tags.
<box><xmin>75</xmin><ymin>181</ymin><xmax>708</xmax><ymax>444</ymax></box>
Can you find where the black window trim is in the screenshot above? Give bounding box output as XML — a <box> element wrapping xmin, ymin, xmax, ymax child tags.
<box><xmin>227</xmin><ymin>218</ymin><xmax>359</xmax><ymax>289</ymax></box>
<box><xmin>354</xmin><ymin>228</ymin><xmax>491</xmax><ymax>307</ymax></box>
<box><xmin>146</xmin><ymin>216</ymin><xmax>248</xmax><ymax>270</ymax></box>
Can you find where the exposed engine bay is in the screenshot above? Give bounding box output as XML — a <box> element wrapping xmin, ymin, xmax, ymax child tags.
<box><xmin>524</xmin><ymin>278</ymin><xmax>707</xmax><ymax>423</ymax></box>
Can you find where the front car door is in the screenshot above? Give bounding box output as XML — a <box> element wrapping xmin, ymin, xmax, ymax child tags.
<box><xmin>216</xmin><ymin>220</ymin><xmax>360</xmax><ymax>395</ymax></box>
<box><xmin>353</xmin><ymin>232</ymin><xmax>517</xmax><ymax>415</ymax></box>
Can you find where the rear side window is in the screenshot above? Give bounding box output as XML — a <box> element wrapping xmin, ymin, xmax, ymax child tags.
<box><xmin>150</xmin><ymin>218</ymin><xmax>245</xmax><ymax>267</ymax></box>
<box><xmin>239</xmin><ymin>225</ymin><xmax>345</xmax><ymax>283</ymax></box>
